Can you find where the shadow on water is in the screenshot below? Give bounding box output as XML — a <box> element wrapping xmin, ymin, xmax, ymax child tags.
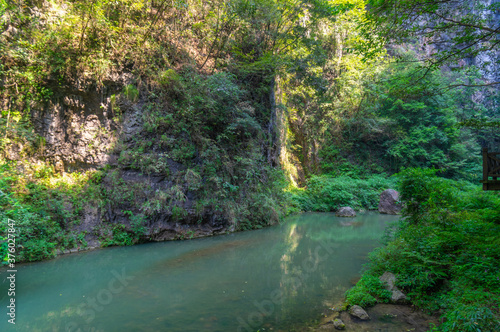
<box><xmin>0</xmin><ymin>212</ymin><xmax>399</xmax><ymax>332</ymax></box>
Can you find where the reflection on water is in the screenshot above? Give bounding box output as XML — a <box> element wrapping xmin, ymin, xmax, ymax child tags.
<box><xmin>0</xmin><ymin>212</ymin><xmax>398</xmax><ymax>331</ymax></box>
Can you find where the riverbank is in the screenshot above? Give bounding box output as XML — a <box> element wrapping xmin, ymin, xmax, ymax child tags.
<box><xmin>0</xmin><ymin>159</ymin><xmax>289</xmax><ymax>263</ymax></box>
<box><xmin>314</xmin><ymin>303</ymin><xmax>439</xmax><ymax>332</ymax></box>
<box><xmin>1</xmin><ymin>159</ymin><xmax>397</xmax><ymax>265</ymax></box>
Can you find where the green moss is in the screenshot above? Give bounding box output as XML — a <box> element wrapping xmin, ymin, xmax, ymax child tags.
<box><xmin>158</xmin><ymin>69</ymin><xmax>181</xmax><ymax>87</ymax></box>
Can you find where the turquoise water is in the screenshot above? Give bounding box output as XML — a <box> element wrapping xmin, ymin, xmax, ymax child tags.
<box><xmin>0</xmin><ymin>212</ymin><xmax>399</xmax><ymax>331</ymax></box>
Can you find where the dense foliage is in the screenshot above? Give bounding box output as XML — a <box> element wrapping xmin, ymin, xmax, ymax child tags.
<box><xmin>347</xmin><ymin>169</ymin><xmax>500</xmax><ymax>331</ymax></box>
<box><xmin>116</xmin><ymin>68</ymin><xmax>291</xmax><ymax>228</ymax></box>
<box><xmin>290</xmin><ymin>174</ymin><xmax>394</xmax><ymax>212</ymax></box>
<box><xmin>1</xmin><ymin>0</ymin><xmax>317</xmax><ymax>260</ymax></box>
<box><xmin>1</xmin><ymin>2</ymin><xmax>499</xmax><ymax>331</ymax></box>
<box><xmin>0</xmin><ymin>162</ymin><xmax>96</xmax><ymax>261</ymax></box>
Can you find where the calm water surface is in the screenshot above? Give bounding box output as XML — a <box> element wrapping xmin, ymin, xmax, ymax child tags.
<box><xmin>0</xmin><ymin>212</ymin><xmax>399</xmax><ymax>331</ymax></box>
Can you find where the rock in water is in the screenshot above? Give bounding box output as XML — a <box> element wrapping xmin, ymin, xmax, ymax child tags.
<box><xmin>349</xmin><ymin>305</ymin><xmax>370</xmax><ymax>320</ymax></box>
<box><xmin>378</xmin><ymin>189</ymin><xmax>401</xmax><ymax>214</ymax></box>
<box><xmin>336</xmin><ymin>206</ymin><xmax>356</xmax><ymax>217</ymax></box>
<box><xmin>333</xmin><ymin>318</ymin><xmax>346</xmax><ymax>330</ymax></box>
<box><xmin>379</xmin><ymin>271</ymin><xmax>407</xmax><ymax>303</ymax></box>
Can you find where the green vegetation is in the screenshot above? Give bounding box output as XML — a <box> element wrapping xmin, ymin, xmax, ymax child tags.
<box><xmin>285</xmin><ymin>50</ymin><xmax>485</xmax><ymax>180</ymax></box>
<box><xmin>1</xmin><ymin>0</ymin><xmax>311</xmax><ymax>261</ymax></box>
<box><xmin>0</xmin><ymin>162</ymin><xmax>96</xmax><ymax>261</ymax></box>
<box><xmin>1</xmin><ymin>1</ymin><xmax>500</xmax><ymax>329</ymax></box>
<box><xmin>347</xmin><ymin>169</ymin><xmax>500</xmax><ymax>331</ymax></box>
<box><xmin>345</xmin><ymin>273</ymin><xmax>391</xmax><ymax>307</ymax></box>
<box><xmin>290</xmin><ymin>174</ymin><xmax>394</xmax><ymax>212</ymax></box>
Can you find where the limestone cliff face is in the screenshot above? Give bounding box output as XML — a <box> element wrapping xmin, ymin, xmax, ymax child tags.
<box><xmin>415</xmin><ymin>0</ymin><xmax>500</xmax><ymax>82</ymax></box>
<box><xmin>3</xmin><ymin>61</ymin><xmax>287</xmax><ymax>252</ymax></box>
<box><xmin>462</xmin><ymin>0</ymin><xmax>499</xmax><ymax>82</ymax></box>
<box><xmin>476</xmin><ymin>0</ymin><xmax>500</xmax><ymax>81</ymax></box>
<box><xmin>22</xmin><ymin>77</ymin><xmax>232</xmax><ymax>246</ymax></box>
<box><xmin>30</xmin><ymin>85</ymin><xmax>119</xmax><ymax>172</ymax></box>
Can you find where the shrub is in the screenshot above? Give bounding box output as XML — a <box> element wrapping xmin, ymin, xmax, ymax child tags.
<box><xmin>123</xmin><ymin>84</ymin><xmax>139</xmax><ymax>102</ymax></box>
<box><xmin>158</xmin><ymin>69</ymin><xmax>180</xmax><ymax>87</ymax></box>
<box><xmin>345</xmin><ymin>274</ymin><xmax>391</xmax><ymax>307</ymax></box>
<box><xmin>0</xmin><ymin>162</ymin><xmax>100</xmax><ymax>262</ymax></box>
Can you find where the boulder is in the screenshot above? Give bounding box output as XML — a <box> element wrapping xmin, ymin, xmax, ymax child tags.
<box><xmin>333</xmin><ymin>318</ymin><xmax>346</xmax><ymax>330</ymax></box>
<box><xmin>379</xmin><ymin>272</ymin><xmax>407</xmax><ymax>303</ymax></box>
<box><xmin>390</xmin><ymin>288</ymin><xmax>407</xmax><ymax>303</ymax></box>
<box><xmin>378</xmin><ymin>189</ymin><xmax>401</xmax><ymax>214</ymax></box>
<box><xmin>348</xmin><ymin>305</ymin><xmax>370</xmax><ymax>320</ymax></box>
<box><xmin>336</xmin><ymin>206</ymin><xmax>356</xmax><ymax>217</ymax></box>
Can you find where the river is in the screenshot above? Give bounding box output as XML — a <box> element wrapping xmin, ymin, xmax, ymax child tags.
<box><xmin>0</xmin><ymin>212</ymin><xmax>399</xmax><ymax>331</ymax></box>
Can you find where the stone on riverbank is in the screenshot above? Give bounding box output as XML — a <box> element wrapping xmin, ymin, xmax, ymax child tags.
<box><xmin>333</xmin><ymin>318</ymin><xmax>346</xmax><ymax>330</ymax></box>
<box><xmin>380</xmin><ymin>272</ymin><xmax>407</xmax><ymax>303</ymax></box>
<box><xmin>378</xmin><ymin>189</ymin><xmax>401</xmax><ymax>214</ymax></box>
<box><xmin>349</xmin><ymin>305</ymin><xmax>370</xmax><ymax>320</ymax></box>
<box><xmin>336</xmin><ymin>207</ymin><xmax>356</xmax><ymax>217</ymax></box>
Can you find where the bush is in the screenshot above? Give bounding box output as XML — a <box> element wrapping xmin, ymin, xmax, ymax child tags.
<box><xmin>158</xmin><ymin>69</ymin><xmax>180</xmax><ymax>87</ymax></box>
<box><xmin>22</xmin><ymin>238</ymin><xmax>57</xmax><ymax>262</ymax></box>
<box><xmin>0</xmin><ymin>203</ymin><xmax>60</xmax><ymax>262</ymax></box>
<box><xmin>101</xmin><ymin>224</ymin><xmax>135</xmax><ymax>247</ymax></box>
<box><xmin>345</xmin><ymin>274</ymin><xmax>391</xmax><ymax>307</ymax></box>
<box><xmin>123</xmin><ymin>84</ymin><xmax>139</xmax><ymax>102</ymax></box>
<box><xmin>436</xmin><ymin>284</ymin><xmax>500</xmax><ymax>332</ymax></box>
<box><xmin>0</xmin><ymin>162</ymin><xmax>98</xmax><ymax>263</ymax></box>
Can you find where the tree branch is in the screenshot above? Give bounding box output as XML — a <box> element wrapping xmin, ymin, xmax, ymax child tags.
<box><xmin>449</xmin><ymin>82</ymin><xmax>500</xmax><ymax>88</ymax></box>
<box><xmin>433</xmin><ymin>12</ymin><xmax>500</xmax><ymax>34</ymax></box>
